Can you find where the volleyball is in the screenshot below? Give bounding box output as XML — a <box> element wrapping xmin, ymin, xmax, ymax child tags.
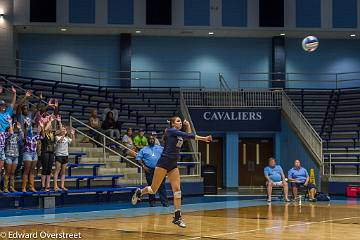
<box><xmin>302</xmin><ymin>36</ymin><xmax>319</xmax><ymax>52</ymax></box>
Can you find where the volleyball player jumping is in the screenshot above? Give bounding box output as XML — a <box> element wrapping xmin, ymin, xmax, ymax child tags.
<box><xmin>131</xmin><ymin>116</ymin><xmax>212</xmax><ymax>228</ymax></box>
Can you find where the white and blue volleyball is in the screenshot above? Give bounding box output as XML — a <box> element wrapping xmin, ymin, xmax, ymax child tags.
<box><xmin>302</xmin><ymin>36</ymin><xmax>319</xmax><ymax>52</ymax></box>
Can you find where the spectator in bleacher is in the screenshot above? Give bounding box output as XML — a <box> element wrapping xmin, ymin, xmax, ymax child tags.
<box><xmin>4</xmin><ymin>121</ymin><xmax>23</xmax><ymax>193</ymax></box>
<box><xmin>22</xmin><ymin>126</ymin><xmax>43</xmax><ymax>192</ymax></box>
<box><xmin>34</xmin><ymin>98</ymin><xmax>58</xmax><ymax>129</ymax></box>
<box><xmin>0</xmin><ymin>118</ymin><xmax>12</xmax><ymax>192</ymax></box>
<box><xmin>264</xmin><ymin>157</ymin><xmax>290</xmax><ymax>202</ymax></box>
<box><xmin>54</xmin><ymin>126</ymin><xmax>75</xmax><ymax>192</ymax></box>
<box><xmin>88</xmin><ymin>109</ymin><xmax>102</xmax><ymax>144</ymax></box>
<box><xmin>151</xmin><ymin>131</ymin><xmax>161</xmax><ymax>146</ymax></box>
<box><xmin>0</xmin><ymin>86</ymin><xmax>16</xmax><ymax>192</ymax></box>
<box><xmin>40</xmin><ymin>115</ymin><xmax>57</xmax><ymax>192</ymax></box>
<box><xmin>136</xmin><ymin>136</ymin><xmax>169</xmax><ymax>207</ymax></box>
<box><xmin>0</xmin><ymin>86</ymin><xmax>16</xmax><ymax>133</ymax></box>
<box><xmin>102</xmin><ymin>103</ymin><xmax>119</xmax><ymax>122</ymax></box>
<box><xmin>134</xmin><ymin>129</ymin><xmax>148</xmax><ymax>150</ymax></box>
<box><xmin>102</xmin><ymin>111</ymin><xmax>121</xmax><ymax>140</ymax></box>
<box><xmin>122</xmin><ymin>128</ymin><xmax>137</xmax><ymax>158</ymax></box>
<box><xmin>288</xmin><ymin>159</ymin><xmax>317</xmax><ymax>202</ymax></box>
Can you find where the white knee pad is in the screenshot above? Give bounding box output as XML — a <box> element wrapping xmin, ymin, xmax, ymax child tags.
<box><xmin>146</xmin><ymin>186</ymin><xmax>155</xmax><ymax>194</ymax></box>
<box><xmin>174</xmin><ymin>191</ymin><xmax>182</xmax><ymax>199</ymax></box>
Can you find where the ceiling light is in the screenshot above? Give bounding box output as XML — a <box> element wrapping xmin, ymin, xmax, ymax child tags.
<box><xmin>208</xmin><ymin>32</ymin><xmax>214</xmax><ymax>35</ymax></box>
<box><xmin>60</xmin><ymin>28</ymin><xmax>67</xmax><ymax>32</ymax></box>
<box><xmin>135</xmin><ymin>30</ymin><xmax>141</xmax><ymax>34</ymax></box>
<box><xmin>280</xmin><ymin>33</ymin><xmax>285</xmax><ymax>36</ymax></box>
<box><xmin>350</xmin><ymin>34</ymin><xmax>356</xmax><ymax>37</ymax></box>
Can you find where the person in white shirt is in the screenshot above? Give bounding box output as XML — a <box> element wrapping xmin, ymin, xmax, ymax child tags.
<box><xmin>54</xmin><ymin>126</ymin><xmax>74</xmax><ymax>191</ymax></box>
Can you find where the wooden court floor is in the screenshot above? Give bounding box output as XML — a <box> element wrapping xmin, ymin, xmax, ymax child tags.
<box><xmin>0</xmin><ymin>203</ymin><xmax>359</xmax><ymax>240</ymax></box>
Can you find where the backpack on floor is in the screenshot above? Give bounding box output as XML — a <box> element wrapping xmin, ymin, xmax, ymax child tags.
<box><xmin>316</xmin><ymin>192</ymin><xmax>330</xmax><ymax>201</ymax></box>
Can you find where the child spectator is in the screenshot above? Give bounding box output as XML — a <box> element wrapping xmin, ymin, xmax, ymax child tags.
<box><xmin>40</xmin><ymin>115</ymin><xmax>57</xmax><ymax>192</ymax></box>
<box><xmin>134</xmin><ymin>129</ymin><xmax>148</xmax><ymax>150</ymax></box>
<box><xmin>22</xmin><ymin>126</ymin><xmax>43</xmax><ymax>192</ymax></box>
<box><xmin>4</xmin><ymin>121</ymin><xmax>23</xmax><ymax>193</ymax></box>
<box><xmin>54</xmin><ymin>126</ymin><xmax>75</xmax><ymax>191</ymax></box>
<box><xmin>0</xmin><ymin>118</ymin><xmax>12</xmax><ymax>192</ymax></box>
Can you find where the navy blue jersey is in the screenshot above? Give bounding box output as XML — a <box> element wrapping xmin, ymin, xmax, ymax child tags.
<box><xmin>161</xmin><ymin>128</ymin><xmax>195</xmax><ymax>159</ymax></box>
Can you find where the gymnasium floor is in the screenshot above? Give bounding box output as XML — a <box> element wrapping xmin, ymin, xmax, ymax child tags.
<box><xmin>0</xmin><ymin>196</ymin><xmax>359</xmax><ymax>240</ymax></box>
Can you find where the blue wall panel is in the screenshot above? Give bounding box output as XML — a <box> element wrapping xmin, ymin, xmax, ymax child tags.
<box><xmin>286</xmin><ymin>38</ymin><xmax>360</xmax><ymax>88</ymax></box>
<box><xmin>222</xmin><ymin>0</ymin><xmax>247</xmax><ymax>27</ymax></box>
<box><xmin>132</xmin><ymin>36</ymin><xmax>271</xmax><ymax>88</ymax></box>
<box><xmin>279</xmin><ymin>116</ymin><xmax>320</xmax><ymax>187</ymax></box>
<box><xmin>184</xmin><ymin>0</ymin><xmax>210</xmax><ymax>26</ymax></box>
<box><xmin>333</xmin><ymin>0</ymin><xmax>357</xmax><ymax>28</ymax></box>
<box><xmin>108</xmin><ymin>0</ymin><xmax>133</xmax><ymax>24</ymax></box>
<box><xmin>296</xmin><ymin>0</ymin><xmax>321</xmax><ymax>28</ymax></box>
<box><xmin>69</xmin><ymin>0</ymin><xmax>96</xmax><ymax>24</ymax></box>
<box><xmin>225</xmin><ymin>133</ymin><xmax>238</xmax><ymax>187</ymax></box>
<box><xmin>18</xmin><ymin>34</ymin><xmax>121</xmax><ymax>86</ymax></box>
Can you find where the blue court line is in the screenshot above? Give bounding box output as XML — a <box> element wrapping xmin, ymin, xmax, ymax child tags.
<box><xmin>0</xmin><ymin>197</ymin><xmax>358</xmax><ymax>227</ymax></box>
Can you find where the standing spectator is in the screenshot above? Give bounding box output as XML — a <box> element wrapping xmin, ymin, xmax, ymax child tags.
<box><xmin>288</xmin><ymin>159</ymin><xmax>317</xmax><ymax>202</ymax></box>
<box><xmin>134</xmin><ymin>129</ymin><xmax>148</xmax><ymax>150</ymax></box>
<box><xmin>151</xmin><ymin>131</ymin><xmax>161</xmax><ymax>145</ymax></box>
<box><xmin>136</xmin><ymin>136</ymin><xmax>168</xmax><ymax>207</ymax></box>
<box><xmin>0</xmin><ymin>87</ymin><xmax>16</xmax><ymax>192</ymax></box>
<box><xmin>264</xmin><ymin>157</ymin><xmax>290</xmax><ymax>202</ymax></box>
<box><xmin>54</xmin><ymin>126</ymin><xmax>74</xmax><ymax>191</ymax></box>
<box><xmin>102</xmin><ymin>111</ymin><xmax>121</xmax><ymax>140</ymax></box>
<box><xmin>22</xmin><ymin>126</ymin><xmax>43</xmax><ymax>192</ymax></box>
<box><xmin>40</xmin><ymin>115</ymin><xmax>57</xmax><ymax>192</ymax></box>
<box><xmin>0</xmin><ymin>119</ymin><xmax>12</xmax><ymax>192</ymax></box>
<box><xmin>122</xmin><ymin>128</ymin><xmax>137</xmax><ymax>158</ymax></box>
<box><xmin>0</xmin><ymin>86</ymin><xmax>16</xmax><ymax>133</ymax></box>
<box><xmin>102</xmin><ymin>103</ymin><xmax>119</xmax><ymax>122</ymax></box>
<box><xmin>4</xmin><ymin>121</ymin><xmax>23</xmax><ymax>193</ymax></box>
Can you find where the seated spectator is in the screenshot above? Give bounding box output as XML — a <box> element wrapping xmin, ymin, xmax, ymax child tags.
<box><xmin>101</xmin><ymin>111</ymin><xmax>121</xmax><ymax>140</ymax></box>
<box><xmin>122</xmin><ymin>128</ymin><xmax>137</xmax><ymax>158</ymax></box>
<box><xmin>82</xmin><ymin>109</ymin><xmax>101</xmax><ymax>144</ymax></box>
<box><xmin>264</xmin><ymin>157</ymin><xmax>290</xmax><ymax>202</ymax></box>
<box><xmin>288</xmin><ymin>159</ymin><xmax>317</xmax><ymax>202</ymax></box>
<box><xmin>151</xmin><ymin>131</ymin><xmax>161</xmax><ymax>145</ymax></box>
<box><xmin>102</xmin><ymin>103</ymin><xmax>119</xmax><ymax>122</ymax></box>
<box><xmin>134</xmin><ymin>129</ymin><xmax>148</xmax><ymax>150</ymax></box>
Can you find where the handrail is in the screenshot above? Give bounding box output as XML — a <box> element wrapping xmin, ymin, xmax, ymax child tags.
<box><xmin>281</xmin><ymin>92</ymin><xmax>323</xmax><ymax>165</ymax></box>
<box><xmin>13</xmin><ymin>59</ymin><xmax>202</xmax><ymax>88</ymax></box>
<box><xmin>70</xmin><ymin>116</ymin><xmax>143</xmax><ymax>185</ymax></box>
<box><xmin>218</xmin><ymin>73</ymin><xmax>231</xmax><ymax>91</ymax></box>
<box><xmin>71</xmin><ymin>126</ymin><xmax>143</xmax><ymax>185</ymax></box>
<box><xmin>70</xmin><ymin>116</ymin><xmax>134</xmax><ymax>153</ymax></box>
<box><xmin>179</xmin><ymin>91</ymin><xmax>199</xmax><ymax>160</ymax></box>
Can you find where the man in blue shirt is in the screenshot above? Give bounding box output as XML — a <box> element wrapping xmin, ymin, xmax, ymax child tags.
<box><xmin>264</xmin><ymin>157</ymin><xmax>290</xmax><ymax>202</ymax></box>
<box><xmin>136</xmin><ymin>136</ymin><xmax>169</xmax><ymax>207</ymax></box>
<box><xmin>288</xmin><ymin>159</ymin><xmax>316</xmax><ymax>202</ymax></box>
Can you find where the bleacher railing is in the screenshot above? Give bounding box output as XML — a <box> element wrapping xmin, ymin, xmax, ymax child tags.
<box><xmin>180</xmin><ymin>92</ymin><xmax>199</xmax><ymax>162</ymax></box>
<box><xmin>69</xmin><ymin>116</ymin><xmax>144</xmax><ymax>185</ymax></box>
<box><xmin>323</xmin><ymin>152</ymin><xmax>360</xmax><ymax>178</ymax></box>
<box><xmin>237</xmin><ymin>72</ymin><xmax>360</xmax><ymax>89</ymax></box>
<box><xmin>70</xmin><ymin>117</ymin><xmax>202</xmax><ymax>179</ymax></box>
<box><xmin>11</xmin><ymin>59</ymin><xmax>202</xmax><ymax>88</ymax></box>
<box><xmin>181</xmin><ymin>89</ymin><xmax>323</xmax><ymax>165</ymax></box>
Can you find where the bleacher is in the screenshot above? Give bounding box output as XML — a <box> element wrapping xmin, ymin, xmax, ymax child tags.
<box><xmin>286</xmin><ymin>88</ymin><xmax>360</xmax><ymax>176</ymax></box>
